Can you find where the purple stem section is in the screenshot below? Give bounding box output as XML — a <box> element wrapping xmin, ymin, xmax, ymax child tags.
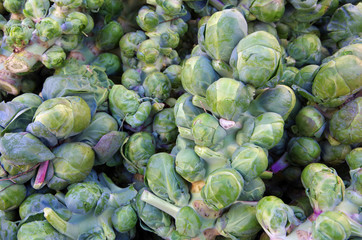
<box><xmin>33</xmin><ymin>160</ymin><xmax>49</xmax><ymax>189</ymax></box>
<box><xmin>270</xmin><ymin>153</ymin><xmax>289</xmax><ymax>173</ymax></box>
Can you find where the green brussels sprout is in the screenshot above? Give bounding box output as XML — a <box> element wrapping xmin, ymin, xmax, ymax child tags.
<box><xmin>312</xmin><ymin>211</ymin><xmax>351</xmax><ymax>240</ymax></box>
<box><xmin>238</xmin><ymin>177</ymin><xmax>265</xmax><ymax>201</ymax></box>
<box><xmin>137</xmin><ymin>39</ymin><xmax>160</xmax><ymax>65</ymax></box>
<box><xmin>83</xmin><ymin>0</ymin><xmax>104</xmax><ymax>11</ymax></box>
<box><xmin>48</xmin><ymin>142</ymin><xmax>95</xmax><ymax>190</ymax></box>
<box><xmin>256</xmin><ymin>196</ymin><xmax>300</xmax><ymax>239</ymax></box>
<box><xmin>0</xmin><ymin>181</ymin><xmax>26</xmax><ymax>211</ymax></box>
<box><xmin>41</xmin><ymin>46</ymin><xmax>66</xmax><ymax>69</ymax></box>
<box><xmin>174</xmin><ymin>206</ymin><xmax>201</xmax><ymax>238</ymax></box>
<box><xmin>327</xmin><ymin>3</ymin><xmax>362</xmax><ymax>46</ymax></box>
<box><xmin>12</xmin><ymin>93</ymin><xmax>42</xmax><ymax>108</ymax></box>
<box><xmin>17</xmin><ymin>220</ymin><xmax>68</xmax><ymax>240</ymax></box>
<box><xmin>293</xmin><ymin>106</ymin><xmax>325</xmax><ymax>138</ymax></box>
<box><xmin>321</xmin><ymin>141</ymin><xmax>351</xmax><ymax>166</ymax></box>
<box><xmin>205</xmin><ymin>78</ymin><xmax>254</xmax><ymax>121</ymax></box>
<box><xmin>35</xmin><ymin>17</ymin><xmax>62</xmax><ymax>41</ymax></box>
<box><xmin>119</xmin><ymin>31</ymin><xmax>147</xmax><ymax>59</ymax></box>
<box><xmin>61</xmin><ymin>12</ymin><xmax>88</xmax><ymax>35</ymax></box>
<box><xmin>280</xmin><ymin>67</ymin><xmax>299</xmax><ymax>86</ymax></box>
<box><xmin>329</xmin><ymin>97</ymin><xmax>362</xmax><ymax>145</ymax></box>
<box><xmin>112</xmin><ymin>205</ymin><xmax>138</xmax><ymax>233</ymax></box>
<box><xmin>289</xmin><ymin>0</ymin><xmax>338</xmax><ymax>23</ymax></box>
<box><xmin>19</xmin><ymin>193</ymin><xmax>71</xmax><ymax>223</ymax></box>
<box><xmin>3</xmin><ymin>0</ymin><xmax>24</xmax><ymax>13</ymax></box>
<box><xmin>249</xmin><ymin>85</ymin><xmax>296</xmax><ymax>120</ymax></box>
<box><xmin>181</xmin><ymin>56</ymin><xmax>219</xmax><ymax>97</ymax></box>
<box><xmin>287</xmin><ymin>137</ymin><xmax>321</xmax><ymax>166</ymax></box>
<box><xmin>72</xmin><ymin>112</ymin><xmax>118</xmax><ymax>147</ymax></box>
<box><xmin>301</xmin><ymin>163</ymin><xmax>333</xmax><ymax>189</ymax></box>
<box><xmin>287</xmin><ymin>34</ymin><xmax>322</xmax><ymax>67</ymax></box>
<box><xmin>153</xmin><ymin>108</ymin><xmax>178</xmax><ymax>146</ymax></box>
<box><xmin>192</xmin><ymin>113</ymin><xmax>226</xmax><ymax>151</ymax></box>
<box><xmin>346</xmin><ymin>148</ymin><xmax>362</xmax><ymax>170</ymax></box>
<box><xmin>0</xmin><ymin>132</ymin><xmax>55</xmax><ymax>165</ymax></box>
<box><xmin>236</xmin><ymin>112</ymin><xmax>284</xmax><ymax>150</ymax></box>
<box><xmin>143</xmin><ymin>71</ymin><xmax>171</xmax><ymax>101</ymax></box>
<box><xmin>201</xmin><ymin>168</ymin><xmax>244</xmax><ymax>210</ymax></box>
<box><xmin>27</xmin><ymin>96</ymin><xmax>91</xmax><ymax>144</ymax></box>
<box><xmin>163</xmin><ymin>65</ymin><xmax>182</xmax><ymax>89</ymax></box>
<box><xmin>230</xmin><ymin>31</ymin><xmax>283</xmax><ymax>88</ymax></box>
<box><xmin>247</xmin><ymin>21</ymin><xmax>278</xmax><ymax>38</ymax></box>
<box><xmin>136</xmin><ymin>6</ymin><xmax>159</xmax><ymax>32</ymax></box>
<box><xmin>198</xmin><ymin>9</ymin><xmax>247</xmax><ymax>62</ymax></box>
<box><xmin>174</xmin><ymin>93</ymin><xmax>203</xmax><ymax>137</ymax></box>
<box><xmin>303</xmin><ymin>168</ymin><xmax>345</xmax><ymax>212</ymax></box>
<box><xmin>65</xmin><ymin>182</ymin><xmax>103</xmax><ymax>214</ymax></box>
<box><xmin>293</xmin><ymin>64</ymin><xmax>320</xmax><ymax>92</ymax></box>
<box><xmin>134</xmin><ymin>188</ymin><xmax>174</xmax><ymax>238</ymax></box>
<box><xmin>96</xmin><ymin>21</ymin><xmax>123</xmax><ymax>51</ymax></box>
<box><xmin>0</xmin><ymin>156</ymin><xmax>36</xmax><ymax>184</ymax></box>
<box><xmin>346</xmin><ymin>168</ymin><xmax>362</xmax><ymax>207</ymax></box>
<box><xmin>145</xmin><ymin>153</ymin><xmax>190</xmax><ymax>207</ymax></box>
<box><xmin>121</xmin><ymin>69</ymin><xmax>142</xmax><ymax>90</ymax></box>
<box><xmin>55</xmin><ymin>34</ymin><xmax>81</xmax><ymax>52</ymax></box>
<box><xmin>98</xmin><ymin>0</ymin><xmax>123</xmax><ymax>19</ymax></box>
<box><xmin>0</xmin><ymin>219</ymin><xmax>17</xmax><ymax>240</ymax></box>
<box><xmin>123</xmin><ymin>132</ymin><xmax>156</xmax><ymax>174</ymax></box>
<box><xmin>231</xmin><ymin>143</ymin><xmax>268</xmax><ymax>181</ymax></box>
<box><xmin>4</xmin><ymin>19</ymin><xmax>33</xmax><ymax>49</ymax></box>
<box><xmin>311</xmin><ymin>55</ymin><xmax>362</xmax><ymax>107</ymax></box>
<box><xmin>239</xmin><ymin>0</ymin><xmax>285</xmax><ymax>23</ymax></box>
<box><xmin>92</xmin><ymin>53</ymin><xmax>121</xmax><ymax>76</ymax></box>
<box><xmin>216</xmin><ymin>202</ymin><xmax>261</xmax><ymax>239</ymax></box>
<box><xmin>322</xmin><ymin>43</ymin><xmax>362</xmax><ymax>64</ymax></box>
<box><xmin>175</xmin><ymin>148</ymin><xmax>206</xmax><ymax>183</ymax></box>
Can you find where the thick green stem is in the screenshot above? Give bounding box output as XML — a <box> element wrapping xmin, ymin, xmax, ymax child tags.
<box><xmin>141</xmin><ymin>190</ymin><xmax>180</xmax><ymax>219</ymax></box>
<box><xmin>260</xmin><ymin>171</ymin><xmax>273</xmax><ymax>180</ymax></box>
<box><xmin>44</xmin><ymin>207</ymin><xmax>73</xmax><ymax>237</ymax></box>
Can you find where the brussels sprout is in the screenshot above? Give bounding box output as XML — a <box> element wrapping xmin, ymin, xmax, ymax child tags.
<box><xmin>137</xmin><ymin>39</ymin><xmax>160</xmax><ymax>65</ymax></box>
<box><xmin>112</xmin><ymin>205</ymin><xmax>138</xmax><ymax>233</ymax></box>
<box><xmin>346</xmin><ymin>148</ymin><xmax>362</xmax><ymax>170</ymax></box>
<box><xmin>238</xmin><ymin>177</ymin><xmax>265</xmax><ymax>201</ymax></box>
<box><xmin>121</xmin><ymin>69</ymin><xmax>142</xmax><ymax>90</ymax></box>
<box><xmin>119</xmin><ymin>31</ymin><xmax>147</xmax><ymax>59</ymax></box>
<box><xmin>249</xmin><ymin>85</ymin><xmax>296</xmax><ymax>120</ymax></box>
<box><xmin>293</xmin><ymin>64</ymin><xmax>320</xmax><ymax>92</ymax></box>
<box><xmin>48</xmin><ymin>142</ymin><xmax>95</xmax><ymax>190</ymax></box>
<box><xmin>17</xmin><ymin>220</ymin><xmax>68</xmax><ymax>240</ymax></box>
<box><xmin>27</xmin><ymin>96</ymin><xmax>91</xmax><ymax>145</ymax></box>
<box><xmin>247</xmin><ymin>21</ymin><xmax>278</xmax><ymax>38</ymax></box>
<box><xmin>145</xmin><ymin>153</ymin><xmax>190</xmax><ymax>207</ymax></box>
<box><xmin>301</xmin><ymin>163</ymin><xmax>333</xmax><ymax>189</ymax></box>
<box><xmin>236</xmin><ymin>112</ymin><xmax>284</xmax><ymax>150</ymax></box>
<box><xmin>153</xmin><ymin>108</ymin><xmax>178</xmax><ymax>146</ymax></box>
<box><xmin>239</xmin><ymin>0</ymin><xmax>285</xmax><ymax>23</ymax></box>
<box><xmin>136</xmin><ymin>6</ymin><xmax>159</xmax><ymax>32</ymax></box>
<box><xmin>311</xmin><ymin>55</ymin><xmax>362</xmax><ymax>107</ymax></box>
<box><xmin>143</xmin><ymin>71</ymin><xmax>171</xmax><ymax>101</ymax></box>
<box><xmin>123</xmin><ymin>132</ymin><xmax>156</xmax><ymax>174</ymax></box>
<box><xmin>287</xmin><ymin>34</ymin><xmax>322</xmax><ymax>67</ymax></box>
<box><xmin>230</xmin><ymin>31</ymin><xmax>283</xmax><ymax>88</ymax></box>
<box><xmin>4</xmin><ymin>19</ymin><xmax>33</xmax><ymax>49</ymax></box>
<box><xmin>216</xmin><ymin>202</ymin><xmax>261</xmax><ymax>239</ymax></box>
<box><xmin>41</xmin><ymin>46</ymin><xmax>66</xmax><ymax>69</ymax></box>
<box><xmin>312</xmin><ymin>211</ymin><xmax>351</xmax><ymax>240</ymax></box>
<box><xmin>175</xmin><ymin>148</ymin><xmax>206</xmax><ymax>183</ymax></box>
<box><xmin>287</xmin><ymin>137</ymin><xmax>321</xmax><ymax>166</ymax></box>
<box><xmin>0</xmin><ymin>219</ymin><xmax>17</xmax><ymax>240</ymax></box>
<box><xmin>163</xmin><ymin>65</ymin><xmax>182</xmax><ymax>89</ymax></box>
<box><xmin>0</xmin><ymin>180</ymin><xmax>26</xmax><ymax>211</ymax></box>
<box><xmin>198</xmin><ymin>9</ymin><xmax>247</xmax><ymax>62</ymax></box>
<box><xmin>293</xmin><ymin>106</ymin><xmax>325</xmax><ymax>138</ymax></box>
<box><xmin>327</xmin><ymin>3</ymin><xmax>362</xmax><ymax>46</ymax></box>
<box><xmin>280</xmin><ymin>67</ymin><xmax>299</xmax><ymax>87</ymax></box>
<box><xmin>35</xmin><ymin>17</ymin><xmax>62</xmax><ymax>41</ymax></box>
<box><xmin>96</xmin><ymin>21</ymin><xmax>123</xmax><ymax>51</ymax></box>
<box><xmin>256</xmin><ymin>196</ymin><xmax>300</xmax><ymax>239</ymax></box>
<box><xmin>174</xmin><ymin>93</ymin><xmax>203</xmax><ymax>132</ymax></box>
<box><xmin>134</xmin><ymin>188</ymin><xmax>174</xmax><ymax>238</ymax></box>
<box><xmin>231</xmin><ymin>143</ymin><xmax>268</xmax><ymax>181</ymax></box>
<box><xmin>0</xmin><ymin>132</ymin><xmax>55</xmax><ymax>165</ymax></box>
<box><xmin>92</xmin><ymin>53</ymin><xmax>121</xmax><ymax>76</ymax></box>
<box><xmin>181</xmin><ymin>56</ymin><xmax>219</xmax><ymax>97</ymax></box>
<box><xmin>192</xmin><ymin>113</ymin><xmax>226</xmax><ymax>151</ymax></box>
<box><xmin>65</xmin><ymin>182</ymin><xmax>103</xmax><ymax>214</ymax></box>
<box><xmin>303</xmin><ymin>167</ymin><xmax>345</xmax><ymax>212</ymax></box>
<box><xmin>321</xmin><ymin>141</ymin><xmax>351</xmax><ymax>166</ymax></box>
<box><xmin>19</xmin><ymin>193</ymin><xmax>71</xmax><ymax>224</ymax></box>
<box><xmin>201</xmin><ymin>168</ymin><xmax>244</xmax><ymax>210</ymax></box>
<box><xmin>83</xmin><ymin>0</ymin><xmax>104</xmax><ymax>11</ymax></box>
<box><xmin>329</xmin><ymin>97</ymin><xmax>362</xmax><ymax>145</ymax></box>
<box><xmin>205</xmin><ymin>78</ymin><xmax>254</xmax><ymax>121</ymax></box>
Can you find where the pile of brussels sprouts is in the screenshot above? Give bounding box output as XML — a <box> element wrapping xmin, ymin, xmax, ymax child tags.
<box><xmin>0</xmin><ymin>0</ymin><xmax>361</xmax><ymax>239</ymax></box>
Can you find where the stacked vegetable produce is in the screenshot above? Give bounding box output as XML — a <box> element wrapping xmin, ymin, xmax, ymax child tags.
<box><xmin>0</xmin><ymin>0</ymin><xmax>361</xmax><ymax>239</ymax></box>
